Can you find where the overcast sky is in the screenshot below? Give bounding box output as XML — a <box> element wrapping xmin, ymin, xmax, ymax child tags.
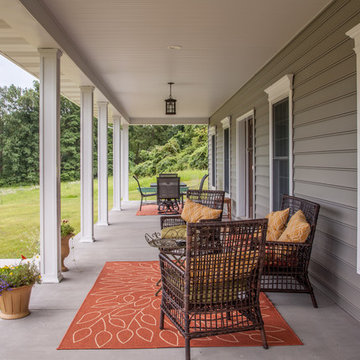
<box><xmin>0</xmin><ymin>54</ymin><xmax>36</xmax><ymax>89</ymax></box>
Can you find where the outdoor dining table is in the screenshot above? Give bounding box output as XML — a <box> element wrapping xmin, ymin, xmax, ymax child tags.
<box><xmin>150</xmin><ymin>182</ymin><xmax>187</xmax><ymax>187</ymax></box>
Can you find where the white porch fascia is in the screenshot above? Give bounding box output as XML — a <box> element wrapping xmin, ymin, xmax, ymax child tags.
<box><xmin>96</xmin><ymin>101</ymin><xmax>109</xmax><ymax>226</ymax></box>
<box><xmin>38</xmin><ymin>48</ymin><xmax>63</xmax><ymax>283</ymax></box>
<box><xmin>112</xmin><ymin>114</ymin><xmax>122</xmax><ymax>211</ymax></box>
<box><xmin>129</xmin><ymin>117</ymin><xmax>209</xmax><ymax>125</ymax></box>
<box><xmin>79</xmin><ymin>86</ymin><xmax>95</xmax><ymax>242</ymax></box>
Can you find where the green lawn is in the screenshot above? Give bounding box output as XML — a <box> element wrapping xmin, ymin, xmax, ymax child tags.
<box><xmin>0</xmin><ymin>170</ymin><xmax>207</xmax><ymax>258</ymax></box>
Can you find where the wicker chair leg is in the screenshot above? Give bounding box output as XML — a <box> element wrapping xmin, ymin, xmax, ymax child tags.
<box><xmin>185</xmin><ymin>337</ymin><xmax>191</xmax><ymax>360</ymax></box>
<box><xmin>160</xmin><ymin>310</ymin><xmax>164</xmax><ymax>330</ymax></box>
<box><xmin>260</xmin><ymin>325</ymin><xmax>268</xmax><ymax>349</ymax></box>
<box><xmin>305</xmin><ymin>274</ymin><xmax>318</xmax><ymax>308</ymax></box>
<box><xmin>155</xmin><ymin>285</ymin><xmax>162</xmax><ymax>297</ymax></box>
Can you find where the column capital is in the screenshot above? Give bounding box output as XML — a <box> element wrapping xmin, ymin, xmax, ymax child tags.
<box><xmin>112</xmin><ymin>114</ymin><xmax>121</xmax><ymax>121</ymax></box>
<box><xmin>80</xmin><ymin>85</ymin><xmax>95</xmax><ymax>93</ymax></box>
<box><xmin>97</xmin><ymin>100</ymin><xmax>109</xmax><ymax>106</ymax></box>
<box><xmin>38</xmin><ymin>48</ymin><xmax>62</xmax><ymax>58</ymax></box>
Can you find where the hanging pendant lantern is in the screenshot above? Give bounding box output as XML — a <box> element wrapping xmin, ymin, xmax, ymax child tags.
<box><xmin>165</xmin><ymin>82</ymin><xmax>176</xmax><ymax>115</ymax></box>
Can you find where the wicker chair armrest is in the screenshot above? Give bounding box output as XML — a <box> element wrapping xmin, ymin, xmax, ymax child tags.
<box><xmin>159</xmin><ymin>252</ymin><xmax>185</xmax><ymax>276</ymax></box>
<box><xmin>265</xmin><ymin>241</ymin><xmax>311</xmax><ymax>248</ymax></box>
<box><xmin>160</xmin><ymin>215</ymin><xmax>186</xmax><ymax>229</ymax></box>
<box><xmin>198</xmin><ymin>218</ymin><xmax>222</xmax><ymax>223</ymax></box>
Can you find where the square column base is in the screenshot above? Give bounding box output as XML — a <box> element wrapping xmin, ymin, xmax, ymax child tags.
<box><xmin>41</xmin><ymin>273</ymin><xmax>64</xmax><ymax>284</ymax></box>
<box><xmin>79</xmin><ymin>236</ymin><xmax>95</xmax><ymax>243</ymax></box>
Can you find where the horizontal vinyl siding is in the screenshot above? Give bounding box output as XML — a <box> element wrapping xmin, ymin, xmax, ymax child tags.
<box><xmin>209</xmin><ymin>0</ymin><xmax>360</xmax><ymax>321</ymax></box>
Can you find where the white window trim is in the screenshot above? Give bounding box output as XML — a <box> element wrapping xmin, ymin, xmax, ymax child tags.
<box><xmin>221</xmin><ymin>116</ymin><xmax>231</xmax><ymax>197</ymax></box>
<box><xmin>209</xmin><ymin>126</ymin><xmax>216</xmax><ymax>190</ymax></box>
<box><xmin>264</xmin><ymin>74</ymin><xmax>294</xmax><ymax>211</ymax></box>
<box><xmin>235</xmin><ymin>109</ymin><xmax>255</xmax><ymax>219</ymax></box>
<box><xmin>346</xmin><ymin>24</ymin><xmax>360</xmax><ymax>274</ymax></box>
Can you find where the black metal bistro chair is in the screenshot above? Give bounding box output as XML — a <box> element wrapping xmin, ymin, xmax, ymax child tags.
<box><xmin>157</xmin><ymin>176</ymin><xmax>181</xmax><ymax>213</ymax></box>
<box><xmin>133</xmin><ymin>175</ymin><xmax>157</xmax><ymax>211</ymax></box>
<box><xmin>159</xmin><ymin>173</ymin><xmax>178</xmax><ymax>177</ymax></box>
<box><xmin>198</xmin><ymin>173</ymin><xmax>209</xmax><ymax>192</ymax></box>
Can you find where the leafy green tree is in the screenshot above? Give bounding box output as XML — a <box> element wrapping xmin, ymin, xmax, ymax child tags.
<box><xmin>0</xmin><ymin>83</ymin><xmax>114</xmax><ymax>186</ymax></box>
<box><xmin>131</xmin><ymin>125</ymin><xmax>208</xmax><ymax>177</ymax></box>
<box><xmin>60</xmin><ymin>97</ymin><xmax>80</xmax><ymax>181</ymax></box>
<box><xmin>0</xmin><ymin>84</ymin><xmax>39</xmax><ymax>185</ymax></box>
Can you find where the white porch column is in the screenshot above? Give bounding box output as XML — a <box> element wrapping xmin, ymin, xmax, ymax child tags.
<box><xmin>96</xmin><ymin>101</ymin><xmax>109</xmax><ymax>225</ymax></box>
<box><xmin>121</xmin><ymin>122</ymin><xmax>129</xmax><ymax>201</ymax></box>
<box><xmin>112</xmin><ymin>115</ymin><xmax>122</xmax><ymax>211</ymax></box>
<box><xmin>80</xmin><ymin>86</ymin><xmax>95</xmax><ymax>242</ymax></box>
<box><xmin>38</xmin><ymin>48</ymin><xmax>62</xmax><ymax>283</ymax></box>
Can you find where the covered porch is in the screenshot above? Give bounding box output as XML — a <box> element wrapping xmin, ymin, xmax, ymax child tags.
<box><xmin>1</xmin><ymin>202</ymin><xmax>360</xmax><ymax>359</ymax></box>
<box><xmin>1</xmin><ymin>0</ymin><xmax>360</xmax><ymax>357</ymax></box>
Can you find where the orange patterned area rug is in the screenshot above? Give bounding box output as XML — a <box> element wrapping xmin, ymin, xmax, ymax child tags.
<box><xmin>136</xmin><ymin>204</ymin><xmax>182</xmax><ymax>216</ymax></box>
<box><xmin>58</xmin><ymin>261</ymin><xmax>302</xmax><ymax>350</ymax></box>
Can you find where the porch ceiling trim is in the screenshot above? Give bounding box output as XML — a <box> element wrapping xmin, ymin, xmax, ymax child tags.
<box><xmin>19</xmin><ymin>0</ymin><xmax>129</xmax><ymax>122</ymax></box>
<box><xmin>129</xmin><ymin>117</ymin><xmax>208</xmax><ymax>125</ymax></box>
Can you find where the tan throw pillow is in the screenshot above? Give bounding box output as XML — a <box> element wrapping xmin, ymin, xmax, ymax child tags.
<box><xmin>161</xmin><ymin>225</ymin><xmax>187</xmax><ymax>240</ymax></box>
<box><xmin>181</xmin><ymin>199</ymin><xmax>222</xmax><ymax>223</ymax></box>
<box><xmin>278</xmin><ymin>210</ymin><xmax>311</xmax><ymax>243</ymax></box>
<box><xmin>265</xmin><ymin>208</ymin><xmax>290</xmax><ymax>241</ymax></box>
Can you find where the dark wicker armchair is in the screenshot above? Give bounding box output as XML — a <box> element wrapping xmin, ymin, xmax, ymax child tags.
<box><xmin>160</xmin><ymin>189</ymin><xmax>225</xmax><ymax>231</ymax></box>
<box><xmin>261</xmin><ymin>195</ymin><xmax>320</xmax><ymax>307</ymax></box>
<box><xmin>159</xmin><ymin>219</ymin><xmax>269</xmax><ymax>360</ymax></box>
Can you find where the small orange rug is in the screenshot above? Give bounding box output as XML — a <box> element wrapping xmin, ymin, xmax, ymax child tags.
<box><xmin>58</xmin><ymin>261</ymin><xmax>302</xmax><ymax>350</ymax></box>
<box><xmin>136</xmin><ymin>204</ymin><xmax>182</xmax><ymax>216</ymax></box>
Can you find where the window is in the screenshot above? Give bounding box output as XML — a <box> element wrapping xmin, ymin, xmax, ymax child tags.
<box><xmin>209</xmin><ymin>126</ymin><xmax>216</xmax><ymax>188</ymax></box>
<box><xmin>272</xmin><ymin>98</ymin><xmax>289</xmax><ymax>211</ymax></box>
<box><xmin>265</xmin><ymin>74</ymin><xmax>293</xmax><ymax>211</ymax></box>
<box><xmin>221</xmin><ymin>117</ymin><xmax>231</xmax><ymax>195</ymax></box>
<box><xmin>211</xmin><ymin>134</ymin><xmax>216</xmax><ymax>187</ymax></box>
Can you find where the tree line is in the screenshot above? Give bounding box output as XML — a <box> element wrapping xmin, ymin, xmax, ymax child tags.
<box><xmin>0</xmin><ymin>83</ymin><xmax>208</xmax><ymax>187</ymax></box>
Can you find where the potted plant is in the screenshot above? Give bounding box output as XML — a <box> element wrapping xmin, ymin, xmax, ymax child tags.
<box><xmin>0</xmin><ymin>259</ymin><xmax>41</xmax><ymax>319</ymax></box>
<box><xmin>61</xmin><ymin>219</ymin><xmax>75</xmax><ymax>272</ymax></box>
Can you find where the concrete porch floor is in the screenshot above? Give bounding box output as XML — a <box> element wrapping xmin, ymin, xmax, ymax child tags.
<box><xmin>1</xmin><ymin>202</ymin><xmax>360</xmax><ymax>360</ymax></box>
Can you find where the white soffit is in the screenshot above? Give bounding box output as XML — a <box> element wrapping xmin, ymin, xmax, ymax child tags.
<box><xmin>0</xmin><ymin>0</ymin><xmax>331</xmax><ymax>122</ymax></box>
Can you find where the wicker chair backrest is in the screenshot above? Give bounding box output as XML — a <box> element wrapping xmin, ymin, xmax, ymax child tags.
<box><xmin>281</xmin><ymin>195</ymin><xmax>320</xmax><ymax>244</ymax></box>
<box><xmin>185</xmin><ymin>219</ymin><xmax>267</xmax><ymax>305</ymax></box>
<box><xmin>185</xmin><ymin>189</ymin><xmax>225</xmax><ymax>220</ymax></box>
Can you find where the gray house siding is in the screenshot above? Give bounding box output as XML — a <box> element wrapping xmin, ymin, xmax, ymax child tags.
<box><xmin>209</xmin><ymin>0</ymin><xmax>360</xmax><ymax>321</ymax></box>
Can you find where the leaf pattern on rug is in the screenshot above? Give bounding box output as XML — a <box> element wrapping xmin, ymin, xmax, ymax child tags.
<box><xmin>58</xmin><ymin>261</ymin><xmax>302</xmax><ymax>350</ymax></box>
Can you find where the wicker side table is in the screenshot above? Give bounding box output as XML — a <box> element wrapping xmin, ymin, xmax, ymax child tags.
<box><xmin>145</xmin><ymin>232</ymin><xmax>186</xmax><ymax>296</ymax></box>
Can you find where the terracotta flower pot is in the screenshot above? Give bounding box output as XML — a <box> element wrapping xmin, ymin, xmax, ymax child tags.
<box><xmin>0</xmin><ymin>285</ymin><xmax>33</xmax><ymax>320</ymax></box>
<box><xmin>61</xmin><ymin>233</ymin><xmax>73</xmax><ymax>272</ymax></box>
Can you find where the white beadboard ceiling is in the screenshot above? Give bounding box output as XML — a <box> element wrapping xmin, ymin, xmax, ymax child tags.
<box><xmin>0</xmin><ymin>0</ymin><xmax>331</xmax><ymax>123</ymax></box>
